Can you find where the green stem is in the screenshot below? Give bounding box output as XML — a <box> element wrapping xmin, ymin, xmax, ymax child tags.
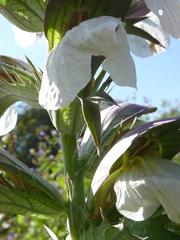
<box><xmin>60</xmin><ymin>134</ymin><xmax>85</xmax><ymax>239</ymax></box>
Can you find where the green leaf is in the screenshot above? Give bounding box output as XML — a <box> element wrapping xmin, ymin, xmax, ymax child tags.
<box><xmin>0</xmin><ymin>56</ymin><xmax>41</xmax><ymax>116</ymax></box>
<box><xmin>80</xmin><ymin>98</ymin><xmax>101</xmax><ymax>153</ymax></box>
<box><xmin>0</xmin><ymin>0</ymin><xmax>46</xmax><ymax>32</ymax></box>
<box><xmin>84</xmin><ymin>0</ymin><xmax>132</xmax><ymax>20</ymax></box>
<box><xmin>44</xmin><ymin>0</ymin><xmax>84</xmax><ymax>49</ymax></box>
<box><xmin>0</xmin><ymin>149</ymin><xmax>65</xmax><ymax>215</ymax></box>
<box><xmin>44</xmin><ymin>0</ymin><xmax>133</xmax><ymax>49</ymax></box>
<box><xmin>80</xmin><ymin>102</ymin><xmax>156</xmax><ymax>173</ymax></box>
<box><xmin>127</xmin><ymin>215</ymin><xmax>180</xmax><ymax>240</ymax></box>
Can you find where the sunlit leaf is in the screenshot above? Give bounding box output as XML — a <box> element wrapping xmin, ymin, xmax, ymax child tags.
<box><xmin>0</xmin><ymin>0</ymin><xmax>46</xmax><ymax>32</ymax></box>
<box><xmin>0</xmin><ymin>149</ymin><xmax>65</xmax><ymax>215</ymax></box>
<box><xmin>0</xmin><ymin>56</ymin><xmax>41</xmax><ymax>117</ymax></box>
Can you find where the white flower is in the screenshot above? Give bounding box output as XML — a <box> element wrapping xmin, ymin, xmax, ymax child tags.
<box><xmin>11</xmin><ymin>25</ymin><xmax>42</xmax><ymax>48</ymax></box>
<box><xmin>114</xmin><ymin>157</ymin><xmax>180</xmax><ymax>223</ymax></box>
<box><xmin>144</xmin><ymin>0</ymin><xmax>180</xmax><ymax>38</ymax></box>
<box><xmin>0</xmin><ymin>105</ymin><xmax>18</xmax><ymax>136</ymax></box>
<box><xmin>39</xmin><ymin>16</ymin><xmax>136</xmax><ymax>110</ymax></box>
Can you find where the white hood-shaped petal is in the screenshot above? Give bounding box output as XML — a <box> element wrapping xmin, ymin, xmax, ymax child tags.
<box><xmin>144</xmin><ymin>0</ymin><xmax>180</xmax><ymax>38</ymax></box>
<box><xmin>114</xmin><ymin>158</ymin><xmax>180</xmax><ymax>223</ymax></box>
<box><xmin>128</xmin><ymin>13</ymin><xmax>170</xmax><ymax>57</ymax></box>
<box><xmin>11</xmin><ymin>25</ymin><xmax>42</xmax><ymax>48</ymax></box>
<box><xmin>39</xmin><ymin>16</ymin><xmax>136</xmax><ymax>110</ymax></box>
<box><xmin>0</xmin><ymin>105</ymin><xmax>18</xmax><ymax>136</ymax></box>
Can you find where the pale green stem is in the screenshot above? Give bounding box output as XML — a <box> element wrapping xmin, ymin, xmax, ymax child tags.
<box><xmin>60</xmin><ymin>134</ymin><xmax>85</xmax><ymax>240</ymax></box>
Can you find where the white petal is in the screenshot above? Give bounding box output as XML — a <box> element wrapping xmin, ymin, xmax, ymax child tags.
<box><xmin>114</xmin><ymin>158</ymin><xmax>180</xmax><ymax>223</ymax></box>
<box><xmin>44</xmin><ymin>225</ymin><xmax>59</xmax><ymax>240</ymax></box>
<box><xmin>11</xmin><ymin>25</ymin><xmax>42</xmax><ymax>48</ymax></box>
<box><xmin>39</xmin><ymin>16</ymin><xmax>136</xmax><ymax>110</ymax></box>
<box><xmin>145</xmin><ymin>0</ymin><xmax>180</xmax><ymax>38</ymax></box>
<box><xmin>149</xmin><ymin>159</ymin><xmax>180</xmax><ymax>223</ymax></box>
<box><xmin>114</xmin><ymin>163</ymin><xmax>160</xmax><ymax>221</ymax></box>
<box><xmin>0</xmin><ymin>105</ymin><xmax>18</xmax><ymax>136</ymax></box>
<box><xmin>128</xmin><ymin>13</ymin><xmax>170</xmax><ymax>57</ymax></box>
<box><xmin>39</xmin><ymin>40</ymin><xmax>91</xmax><ymax>110</ymax></box>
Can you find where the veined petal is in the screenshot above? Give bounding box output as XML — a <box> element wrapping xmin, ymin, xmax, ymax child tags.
<box><xmin>39</xmin><ymin>16</ymin><xmax>136</xmax><ymax>110</ymax></box>
<box><xmin>114</xmin><ymin>158</ymin><xmax>180</xmax><ymax>223</ymax></box>
<box><xmin>114</xmin><ymin>162</ymin><xmax>160</xmax><ymax>221</ymax></box>
<box><xmin>11</xmin><ymin>25</ymin><xmax>42</xmax><ymax>48</ymax></box>
<box><xmin>0</xmin><ymin>105</ymin><xmax>18</xmax><ymax>136</ymax></box>
<box><xmin>128</xmin><ymin>14</ymin><xmax>170</xmax><ymax>57</ymax></box>
<box><xmin>144</xmin><ymin>0</ymin><xmax>180</xmax><ymax>38</ymax></box>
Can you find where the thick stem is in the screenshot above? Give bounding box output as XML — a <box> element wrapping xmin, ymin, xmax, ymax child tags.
<box><xmin>60</xmin><ymin>134</ymin><xmax>85</xmax><ymax>239</ymax></box>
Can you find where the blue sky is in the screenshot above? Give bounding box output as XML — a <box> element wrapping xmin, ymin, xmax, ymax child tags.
<box><xmin>1</xmin><ymin>15</ymin><xmax>180</xmax><ymax>114</ymax></box>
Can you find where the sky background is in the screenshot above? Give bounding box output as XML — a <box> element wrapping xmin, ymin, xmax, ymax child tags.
<box><xmin>0</xmin><ymin>15</ymin><xmax>180</xmax><ymax>116</ymax></box>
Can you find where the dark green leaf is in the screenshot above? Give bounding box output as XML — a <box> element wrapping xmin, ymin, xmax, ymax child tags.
<box><xmin>80</xmin><ymin>98</ymin><xmax>101</xmax><ymax>153</ymax></box>
<box><xmin>127</xmin><ymin>215</ymin><xmax>180</xmax><ymax>240</ymax></box>
<box><xmin>0</xmin><ymin>0</ymin><xmax>46</xmax><ymax>32</ymax></box>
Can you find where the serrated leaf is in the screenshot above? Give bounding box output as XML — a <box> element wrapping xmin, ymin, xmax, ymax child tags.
<box><xmin>0</xmin><ymin>0</ymin><xmax>46</xmax><ymax>32</ymax></box>
<box><xmin>0</xmin><ymin>149</ymin><xmax>65</xmax><ymax>215</ymax></box>
<box><xmin>0</xmin><ymin>56</ymin><xmax>41</xmax><ymax>116</ymax></box>
<box><xmin>80</xmin><ymin>98</ymin><xmax>101</xmax><ymax>153</ymax></box>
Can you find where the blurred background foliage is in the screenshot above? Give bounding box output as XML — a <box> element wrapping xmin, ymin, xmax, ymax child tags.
<box><xmin>0</xmin><ymin>99</ymin><xmax>179</xmax><ymax>240</ymax></box>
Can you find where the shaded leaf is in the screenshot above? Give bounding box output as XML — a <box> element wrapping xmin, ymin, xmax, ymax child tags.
<box><xmin>127</xmin><ymin>215</ymin><xmax>180</xmax><ymax>240</ymax></box>
<box><xmin>0</xmin><ymin>0</ymin><xmax>46</xmax><ymax>32</ymax></box>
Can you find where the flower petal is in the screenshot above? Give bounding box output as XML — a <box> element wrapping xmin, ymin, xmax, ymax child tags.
<box><xmin>114</xmin><ymin>163</ymin><xmax>160</xmax><ymax>221</ymax></box>
<box><xmin>0</xmin><ymin>105</ymin><xmax>18</xmax><ymax>136</ymax></box>
<box><xmin>39</xmin><ymin>16</ymin><xmax>136</xmax><ymax>110</ymax></box>
<box><xmin>144</xmin><ymin>0</ymin><xmax>180</xmax><ymax>38</ymax></box>
<box><xmin>114</xmin><ymin>158</ymin><xmax>180</xmax><ymax>223</ymax></box>
<box><xmin>149</xmin><ymin>159</ymin><xmax>180</xmax><ymax>224</ymax></box>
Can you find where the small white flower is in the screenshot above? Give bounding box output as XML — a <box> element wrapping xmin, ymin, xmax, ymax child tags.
<box><xmin>0</xmin><ymin>105</ymin><xmax>18</xmax><ymax>136</ymax></box>
<box><xmin>39</xmin><ymin>16</ymin><xmax>136</xmax><ymax>110</ymax></box>
<box><xmin>11</xmin><ymin>25</ymin><xmax>42</xmax><ymax>48</ymax></box>
<box><xmin>144</xmin><ymin>0</ymin><xmax>180</xmax><ymax>38</ymax></box>
<box><xmin>114</xmin><ymin>157</ymin><xmax>180</xmax><ymax>223</ymax></box>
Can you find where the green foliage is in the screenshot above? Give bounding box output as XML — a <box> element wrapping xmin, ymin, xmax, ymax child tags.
<box><xmin>0</xmin><ymin>0</ymin><xmax>46</xmax><ymax>32</ymax></box>
<box><xmin>0</xmin><ymin>108</ymin><xmax>67</xmax><ymax>239</ymax></box>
